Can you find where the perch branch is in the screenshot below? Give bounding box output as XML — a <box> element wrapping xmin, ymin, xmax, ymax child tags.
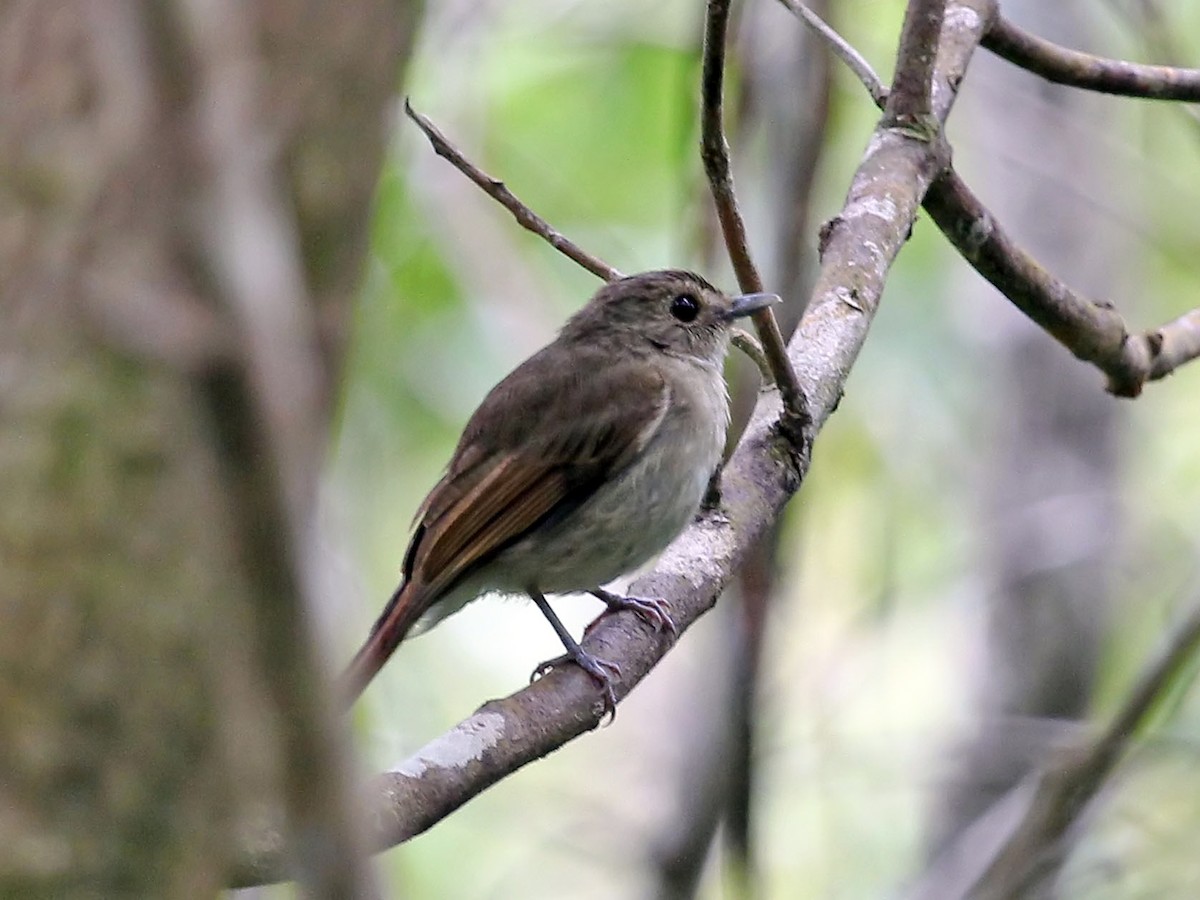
<box><xmin>404</xmin><ymin>100</ymin><xmax>622</xmax><ymax>283</ymax></box>
<box><xmin>230</xmin><ymin>0</ymin><xmax>992</xmax><ymax>884</ymax></box>
<box><xmin>700</xmin><ymin>0</ymin><xmax>809</xmax><ymax>430</ymax></box>
<box><xmin>982</xmin><ymin>13</ymin><xmax>1200</xmax><ymax>102</ymax></box>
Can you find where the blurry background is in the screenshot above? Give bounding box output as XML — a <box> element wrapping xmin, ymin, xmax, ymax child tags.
<box><xmin>315</xmin><ymin>0</ymin><xmax>1200</xmax><ymax>897</ymax></box>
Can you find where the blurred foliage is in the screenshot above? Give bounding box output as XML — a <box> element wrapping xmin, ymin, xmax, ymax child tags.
<box><xmin>314</xmin><ymin>1</ymin><xmax>1200</xmax><ymax>898</ymax></box>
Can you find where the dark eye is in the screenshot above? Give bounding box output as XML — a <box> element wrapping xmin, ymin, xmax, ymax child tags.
<box><xmin>669</xmin><ymin>293</ymin><xmax>700</xmax><ymax>322</ymax></box>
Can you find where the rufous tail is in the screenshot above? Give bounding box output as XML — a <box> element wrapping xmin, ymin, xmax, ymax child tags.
<box><xmin>339</xmin><ymin>581</ymin><xmax>428</xmax><ymax>706</ymax></box>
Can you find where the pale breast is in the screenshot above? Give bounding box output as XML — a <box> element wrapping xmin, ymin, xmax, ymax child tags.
<box><xmin>492</xmin><ymin>355</ymin><xmax>729</xmax><ymax>593</ymax></box>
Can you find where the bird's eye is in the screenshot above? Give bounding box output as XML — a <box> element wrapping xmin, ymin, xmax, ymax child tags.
<box><xmin>669</xmin><ymin>293</ymin><xmax>700</xmax><ymax>322</ymax></box>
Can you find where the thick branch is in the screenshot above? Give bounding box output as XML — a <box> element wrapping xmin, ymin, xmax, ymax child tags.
<box><xmin>885</xmin><ymin>0</ymin><xmax>947</xmax><ymax>125</ymax></box>
<box><xmin>923</xmin><ymin>170</ymin><xmax>1200</xmax><ymax>396</ymax></box>
<box><xmin>983</xmin><ymin>13</ymin><xmax>1200</xmax><ymax>101</ymax></box>
<box><xmin>700</xmin><ymin>0</ymin><xmax>808</xmax><ymax>429</ymax></box>
<box><xmin>404</xmin><ymin>101</ymin><xmax>622</xmax><ymax>283</ymax></box>
<box><xmin>231</xmin><ymin>0</ymin><xmax>992</xmax><ymax>884</ymax></box>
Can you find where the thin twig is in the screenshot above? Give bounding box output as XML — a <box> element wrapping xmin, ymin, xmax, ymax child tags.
<box><xmin>923</xmin><ymin>170</ymin><xmax>1200</xmax><ymax>396</ymax></box>
<box><xmin>983</xmin><ymin>13</ymin><xmax>1200</xmax><ymax>101</ymax></box>
<box><xmin>774</xmin><ymin>0</ymin><xmax>887</xmax><ymax>105</ymax></box>
<box><xmin>700</xmin><ymin>0</ymin><xmax>809</xmax><ymax>431</ymax></box>
<box><xmin>404</xmin><ymin>100</ymin><xmax>622</xmax><ymax>283</ymax></box>
<box><xmin>731</xmin><ymin>329</ymin><xmax>773</xmax><ymax>381</ymax></box>
<box><xmin>968</xmin><ymin>599</ymin><xmax>1200</xmax><ymax>898</ymax></box>
<box><xmin>885</xmin><ymin>0</ymin><xmax>947</xmax><ymax>126</ymax></box>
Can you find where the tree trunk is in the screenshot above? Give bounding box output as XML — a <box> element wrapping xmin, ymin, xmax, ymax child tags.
<box><xmin>0</xmin><ymin>1</ymin><xmax>419</xmax><ymax>894</ymax></box>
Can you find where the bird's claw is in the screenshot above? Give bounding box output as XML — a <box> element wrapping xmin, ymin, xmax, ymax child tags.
<box><xmin>588</xmin><ymin>589</ymin><xmax>678</xmax><ymax>639</ymax></box>
<box><xmin>530</xmin><ymin>649</ymin><xmax>621</xmax><ymax>724</ymax></box>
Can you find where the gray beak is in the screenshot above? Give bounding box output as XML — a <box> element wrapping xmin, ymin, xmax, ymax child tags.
<box><xmin>723</xmin><ymin>291</ymin><xmax>781</xmax><ymax>321</ymax></box>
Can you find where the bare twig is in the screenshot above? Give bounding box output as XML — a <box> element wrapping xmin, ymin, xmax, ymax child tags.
<box><xmin>966</xmin><ymin>599</ymin><xmax>1200</xmax><ymax>898</ymax></box>
<box><xmin>404</xmin><ymin>100</ymin><xmax>622</xmax><ymax>283</ymax></box>
<box><xmin>923</xmin><ymin>170</ymin><xmax>1200</xmax><ymax>396</ymax></box>
<box><xmin>731</xmin><ymin>328</ymin><xmax>773</xmax><ymax>381</ymax></box>
<box><xmin>781</xmin><ymin>0</ymin><xmax>1200</xmax><ymax>395</ymax></box>
<box><xmin>885</xmin><ymin>0</ymin><xmax>948</xmax><ymax>126</ymax></box>
<box><xmin>983</xmin><ymin>13</ymin><xmax>1200</xmax><ymax>101</ymax></box>
<box><xmin>774</xmin><ymin>0</ymin><xmax>887</xmax><ymax>105</ymax></box>
<box><xmin>700</xmin><ymin>0</ymin><xmax>809</xmax><ymax>430</ymax></box>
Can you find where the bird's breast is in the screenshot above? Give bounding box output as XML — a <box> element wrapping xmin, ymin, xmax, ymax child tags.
<box><xmin>491</xmin><ymin>358</ymin><xmax>727</xmax><ymax>594</ymax></box>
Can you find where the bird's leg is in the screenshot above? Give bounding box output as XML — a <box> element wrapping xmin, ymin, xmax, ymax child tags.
<box><xmin>702</xmin><ymin>462</ymin><xmax>724</xmax><ymax>511</ymax></box>
<box><xmin>528</xmin><ymin>588</ymin><xmax>620</xmax><ymax>722</ymax></box>
<box><xmin>587</xmin><ymin>588</ymin><xmax>678</xmax><ymax>639</ymax></box>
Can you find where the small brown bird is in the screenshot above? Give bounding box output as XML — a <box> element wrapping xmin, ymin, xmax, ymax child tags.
<box><xmin>341</xmin><ymin>270</ymin><xmax>777</xmax><ymax>715</ymax></box>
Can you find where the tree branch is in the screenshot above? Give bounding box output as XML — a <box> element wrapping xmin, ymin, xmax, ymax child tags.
<box><xmin>907</xmin><ymin>596</ymin><xmax>1200</xmax><ymax>900</ymax></box>
<box><xmin>700</xmin><ymin>0</ymin><xmax>809</xmax><ymax>431</ymax></box>
<box><xmin>885</xmin><ymin>0</ymin><xmax>947</xmax><ymax>126</ymax></box>
<box><xmin>404</xmin><ymin>100</ymin><xmax>623</xmax><ymax>283</ymax></box>
<box><xmin>774</xmin><ymin>0</ymin><xmax>887</xmax><ymax>105</ymax></box>
<box><xmin>780</xmin><ymin>0</ymin><xmax>1200</xmax><ymax>396</ymax></box>
<box><xmin>982</xmin><ymin>12</ymin><xmax>1200</xmax><ymax>101</ymax></box>
<box><xmin>979</xmin><ymin>598</ymin><xmax>1200</xmax><ymax>897</ymax></box>
<box><xmin>923</xmin><ymin>170</ymin><xmax>1200</xmax><ymax>396</ymax></box>
<box><xmin>181</xmin><ymin>0</ymin><xmax>379</xmax><ymax>894</ymax></box>
<box><xmin>230</xmin><ymin>0</ymin><xmax>993</xmax><ymax>884</ymax></box>
<box><xmin>1107</xmin><ymin>0</ymin><xmax>1200</xmax><ymax>135</ymax></box>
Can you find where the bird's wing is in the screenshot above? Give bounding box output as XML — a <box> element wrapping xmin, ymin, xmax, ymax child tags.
<box><xmin>405</xmin><ymin>351</ymin><xmax>670</xmax><ymax>596</ymax></box>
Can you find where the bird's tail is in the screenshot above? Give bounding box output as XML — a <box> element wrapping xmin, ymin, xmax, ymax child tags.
<box><xmin>339</xmin><ymin>581</ymin><xmax>430</xmax><ymax>706</ymax></box>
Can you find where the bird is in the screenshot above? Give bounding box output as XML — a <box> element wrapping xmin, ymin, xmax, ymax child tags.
<box><xmin>340</xmin><ymin>269</ymin><xmax>778</xmax><ymax>717</ymax></box>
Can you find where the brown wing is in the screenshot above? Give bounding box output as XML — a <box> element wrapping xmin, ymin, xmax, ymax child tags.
<box><xmin>404</xmin><ymin>346</ymin><xmax>670</xmax><ymax>598</ymax></box>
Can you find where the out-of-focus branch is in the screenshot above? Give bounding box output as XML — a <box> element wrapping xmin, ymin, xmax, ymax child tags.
<box><xmin>404</xmin><ymin>101</ymin><xmax>622</xmax><ymax>283</ymax></box>
<box><xmin>982</xmin><ymin>13</ymin><xmax>1200</xmax><ymax>101</ymax></box>
<box><xmin>908</xmin><ymin>597</ymin><xmax>1200</xmax><ymax>900</ymax></box>
<box><xmin>231</xmin><ymin>0</ymin><xmax>993</xmax><ymax>884</ymax></box>
<box><xmin>700</xmin><ymin>0</ymin><xmax>809</xmax><ymax>432</ymax></box>
<box><xmin>923</xmin><ymin>170</ymin><xmax>1200</xmax><ymax>396</ymax></box>
<box><xmin>885</xmin><ymin>0</ymin><xmax>947</xmax><ymax>126</ymax></box>
<box><xmin>976</xmin><ymin>600</ymin><xmax>1200</xmax><ymax>898</ymax></box>
<box><xmin>780</xmin><ymin>0</ymin><xmax>1200</xmax><ymax>396</ymax></box>
<box><xmin>181</xmin><ymin>0</ymin><xmax>381</xmax><ymax>895</ymax></box>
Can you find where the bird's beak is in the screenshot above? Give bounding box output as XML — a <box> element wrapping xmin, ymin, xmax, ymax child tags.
<box><xmin>723</xmin><ymin>292</ymin><xmax>781</xmax><ymax>321</ymax></box>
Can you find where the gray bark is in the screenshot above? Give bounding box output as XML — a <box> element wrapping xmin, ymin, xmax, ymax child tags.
<box><xmin>0</xmin><ymin>1</ymin><xmax>418</xmax><ymax>894</ymax></box>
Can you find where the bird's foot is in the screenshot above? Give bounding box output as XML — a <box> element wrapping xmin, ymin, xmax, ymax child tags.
<box><xmin>530</xmin><ymin>648</ymin><xmax>621</xmax><ymax>724</ymax></box>
<box><xmin>587</xmin><ymin>588</ymin><xmax>678</xmax><ymax>639</ymax></box>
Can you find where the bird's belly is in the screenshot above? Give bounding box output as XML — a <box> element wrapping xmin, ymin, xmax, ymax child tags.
<box><xmin>491</xmin><ymin>398</ymin><xmax>725</xmax><ymax>594</ymax></box>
